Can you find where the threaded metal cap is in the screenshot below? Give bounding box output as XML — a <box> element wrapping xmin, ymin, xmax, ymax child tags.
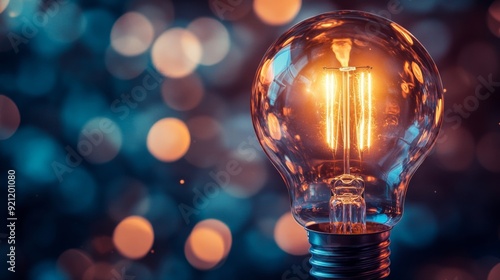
<box><xmin>306</xmin><ymin>222</ymin><xmax>391</xmax><ymax>280</ymax></box>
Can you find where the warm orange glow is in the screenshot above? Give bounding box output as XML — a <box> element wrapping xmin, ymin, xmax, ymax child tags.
<box><xmin>147</xmin><ymin>118</ymin><xmax>191</xmax><ymax>162</ymax></box>
<box><xmin>358</xmin><ymin>72</ymin><xmax>366</xmax><ymax>151</ymax></box>
<box><xmin>412</xmin><ymin>62</ymin><xmax>424</xmax><ymax>84</ymax></box>
<box><xmin>274</xmin><ymin>212</ymin><xmax>309</xmax><ymax>255</ymax></box>
<box><xmin>111</xmin><ymin>12</ymin><xmax>154</xmax><ymax>56</ymax></box>
<box><xmin>190</xmin><ymin>227</ymin><xmax>225</xmax><ymax>263</ymax></box>
<box><xmin>113</xmin><ymin>216</ymin><xmax>154</xmax><ymax>259</ymax></box>
<box><xmin>324</xmin><ymin>69</ymin><xmax>373</xmax><ymax>153</ymax></box>
<box><xmin>185</xmin><ymin>219</ymin><xmax>232</xmax><ymax>270</ymax></box>
<box><xmin>253</xmin><ymin>0</ymin><xmax>301</xmax><ymax>26</ymax></box>
<box><xmin>325</xmin><ymin>71</ymin><xmax>336</xmax><ymax>150</ymax></box>
<box><xmin>367</xmin><ymin>72</ymin><xmax>372</xmax><ymax>149</ymax></box>
<box><xmin>267</xmin><ymin>112</ymin><xmax>282</xmax><ymax>140</ymax></box>
<box><xmin>391</xmin><ymin>22</ymin><xmax>414</xmax><ymax>45</ymax></box>
<box><xmin>152</xmin><ymin>28</ymin><xmax>201</xmax><ymax>78</ymax></box>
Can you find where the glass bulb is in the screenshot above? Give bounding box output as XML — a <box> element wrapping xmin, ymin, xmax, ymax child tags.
<box><xmin>251</xmin><ymin>11</ymin><xmax>443</xmax><ymax>279</ymax></box>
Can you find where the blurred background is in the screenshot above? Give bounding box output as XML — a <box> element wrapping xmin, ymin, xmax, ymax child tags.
<box><xmin>0</xmin><ymin>0</ymin><xmax>499</xmax><ymax>279</ymax></box>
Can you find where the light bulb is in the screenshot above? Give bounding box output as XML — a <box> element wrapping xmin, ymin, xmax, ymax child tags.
<box><xmin>251</xmin><ymin>11</ymin><xmax>443</xmax><ymax>279</ymax></box>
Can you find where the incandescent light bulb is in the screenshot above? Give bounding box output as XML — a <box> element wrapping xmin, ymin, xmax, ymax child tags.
<box><xmin>251</xmin><ymin>11</ymin><xmax>443</xmax><ymax>279</ymax></box>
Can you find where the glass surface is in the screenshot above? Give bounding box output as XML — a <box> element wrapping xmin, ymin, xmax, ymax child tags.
<box><xmin>251</xmin><ymin>11</ymin><xmax>443</xmax><ymax>230</ymax></box>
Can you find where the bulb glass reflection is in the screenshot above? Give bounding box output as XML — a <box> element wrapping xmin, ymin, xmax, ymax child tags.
<box><xmin>251</xmin><ymin>11</ymin><xmax>443</xmax><ymax>234</ymax></box>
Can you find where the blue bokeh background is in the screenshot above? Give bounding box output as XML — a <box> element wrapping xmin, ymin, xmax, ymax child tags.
<box><xmin>0</xmin><ymin>0</ymin><xmax>499</xmax><ymax>279</ymax></box>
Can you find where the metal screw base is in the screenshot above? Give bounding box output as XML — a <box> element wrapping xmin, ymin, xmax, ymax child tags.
<box><xmin>306</xmin><ymin>222</ymin><xmax>391</xmax><ymax>280</ymax></box>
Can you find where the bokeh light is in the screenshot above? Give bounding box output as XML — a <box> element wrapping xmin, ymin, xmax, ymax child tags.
<box><xmin>0</xmin><ymin>0</ymin><xmax>9</xmax><ymax>14</ymax></box>
<box><xmin>152</xmin><ymin>28</ymin><xmax>202</xmax><ymax>78</ymax></box>
<box><xmin>1</xmin><ymin>2</ymin><xmax>499</xmax><ymax>280</ymax></box>
<box><xmin>44</xmin><ymin>2</ymin><xmax>84</xmax><ymax>43</ymax></box>
<box><xmin>435</xmin><ymin>127</ymin><xmax>475</xmax><ymax>171</ymax></box>
<box><xmin>274</xmin><ymin>212</ymin><xmax>309</xmax><ymax>255</ymax></box>
<box><xmin>57</xmin><ymin>249</ymin><xmax>93</xmax><ymax>280</ymax></box>
<box><xmin>78</xmin><ymin>117</ymin><xmax>122</xmax><ymax>164</ymax></box>
<box><xmin>4</xmin><ymin>0</ymin><xmax>22</xmax><ymax>18</ymax></box>
<box><xmin>190</xmin><ymin>228</ymin><xmax>224</xmax><ymax>263</ymax></box>
<box><xmin>253</xmin><ymin>0</ymin><xmax>301</xmax><ymax>26</ymax></box>
<box><xmin>0</xmin><ymin>95</ymin><xmax>20</xmax><ymax>140</ymax></box>
<box><xmin>488</xmin><ymin>0</ymin><xmax>500</xmax><ymax>37</ymax></box>
<box><xmin>119</xmin><ymin>105</ymin><xmax>169</xmax><ymax>172</ymax></box>
<box><xmin>476</xmin><ymin>132</ymin><xmax>500</xmax><ymax>172</ymax></box>
<box><xmin>161</xmin><ymin>74</ymin><xmax>204</xmax><ymax>111</ymax></box>
<box><xmin>110</xmin><ymin>12</ymin><xmax>154</xmax><ymax>57</ymax></box>
<box><xmin>488</xmin><ymin>263</ymin><xmax>500</xmax><ymax>280</ymax></box>
<box><xmin>209</xmin><ymin>0</ymin><xmax>252</xmax><ymax>21</ymax></box>
<box><xmin>185</xmin><ymin>219</ymin><xmax>232</xmax><ymax>270</ymax></box>
<box><xmin>198</xmin><ymin>191</ymin><xmax>252</xmax><ymax>232</ymax></box>
<box><xmin>113</xmin><ymin>216</ymin><xmax>154</xmax><ymax>259</ymax></box>
<box><xmin>490</xmin><ymin>0</ymin><xmax>500</xmax><ymax>22</ymax></box>
<box><xmin>188</xmin><ymin>17</ymin><xmax>230</xmax><ymax>66</ymax></box>
<box><xmin>147</xmin><ymin>118</ymin><xmax>191</xmax><ymax>162</ymax></box>
<box><xmin>134</xmin><ymin>2</ymin><xmax>175</xmax><ymax>36</ymax></box>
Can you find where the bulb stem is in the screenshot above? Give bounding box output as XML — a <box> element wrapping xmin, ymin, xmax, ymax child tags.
<box><xmin>306</xmin><ymin>222</ymin><xmax>391</xmax><ymax>280</ymax></box>
<box><xmin>341</xmin><ymin>69</ymin><xmax>351</xmax><ymax>175</ymax></box>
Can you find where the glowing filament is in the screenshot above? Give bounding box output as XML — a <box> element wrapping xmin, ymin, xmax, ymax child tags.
<box><xmin>358</xmin><ymin>72</ymin><xmax>365</xmax><ymax>151</ymax></box>
<box><xmin>367</xmin><ymin>72</ymin><xmax>372</xmax><ymax>149</ymax></box>
<box><xmin>325</xmin><ymin>72</ymin><xmax>336</xmax><ymax>150</ymax></box>
<box><xmin>356</xmin><ymin>72</ymin><xmax>373</xmax><ymax>151</ymax></box>
<box><xmin>324</xmin><ymin>69</ymin><xmax>373</xmax><ymax>159</ymax></box>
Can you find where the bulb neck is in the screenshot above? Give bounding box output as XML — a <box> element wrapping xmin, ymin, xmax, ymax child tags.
<box><xmin>306</xmin><ymin>222</ymin><xmax>391</xmax><ymax>280</ymax></box>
